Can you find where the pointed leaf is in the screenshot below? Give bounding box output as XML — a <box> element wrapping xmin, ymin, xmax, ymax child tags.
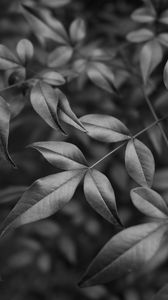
<box><xmin>0</xmin><ymin>96</ymin><xmax>16</xmax><ymax>167</ymax></box>
<box><xmin>125</xmin><ymin>138</ymin><xmax>155</xmax><ymax>187</ymax></box>
<box><xmin>140</xmin><ymin>40</ymin><xmax>163</xmax><ymax>84</ymax></box>
<box><xmin>21</xmin><ymin>4</ymin><xmax>69</xmax><ymax>44</ymax></box>
<box><xmin>127</xmin><ymin>29</ymin><xmax>154</xmax><ymax>43</ymax></box>
<box><xmin>31</xmin><ymin>141</ymin><xmax>88</xmax><ymax>170</ymax></box>
<box><xmin>79</xmin><ymin>222</ymin><xmax>168</xmax><ymax>286</ymax></box>
<box><xmin>0</xmin><ymin>170</ymin><xmax>85</xmax><ymax>236</ymax></box>
<box><xmin>47</xmin><ymin>46</ymin><xmax>73</xmax><ymax>68</ymax></box>
<box><xmin>131</xmin><ymin>187</ymin><xmax>168</xmax><ymax>219</ymax></box>
<box><xmin>80</xmin><ymin>114</ymin><xmax>130</xmax><ymax>143</ymax></box>
<box><xmin>131</xmin><ymin>7</ymin><xmax>156</xmax><ymax>23</ymax></box>
<box><xmin>16</xmin><ymin>39</ymin><xmax>34</xmax><ymax>65</ymax></box>
<box><xmin>87</xmin><ymin>62</ymin><xmax>116</xmax><ymax>94</ymax></box>
<box><xmin>56</xmin><ymin>88</ymin><xmax>86</xmax><ymax>132</ymax></box>
<box><xmin>152</xmin><ymin>283</ymin><xmax>168</xmax><ymax>300</ymax></box>
<box><xmin>84</xmin><ymin>169</ymin><xmax>122</xmax><ymax>225</ymax></box>
<box><xmin>38</xmin><ymin>71</ymin><xmax>65</xmax><ymax>86</ymax></box>
<box><xmin>30</xmin><ymin>81</ymin><xmax>66</xmax><ymax>133</ymax></box>
<box><xmin>0</xmin><ymin>45</ymin><xmax>20</xmax><ymax>70</ymax></box>
<box><xmin>70</xmin><ymin>18</ymin><xmax>86</xmax><ymax>43</ymax></box>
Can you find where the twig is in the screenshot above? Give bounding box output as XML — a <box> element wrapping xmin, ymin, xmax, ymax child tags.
<box><xmin>142</xmin><ymin>87</ymin><xmax>168</xmax><ymax>150</ymax></box>
<box><xmin>90</xmin><ymin>115</ymin><xmax>168</xmax><ymax>169</ymax></box>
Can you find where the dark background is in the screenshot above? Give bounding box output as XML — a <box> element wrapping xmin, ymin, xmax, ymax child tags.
<box><xmin>0</xmin><ymin>0</ymin><xmax>168</xmax><ymax>299</ymax></box>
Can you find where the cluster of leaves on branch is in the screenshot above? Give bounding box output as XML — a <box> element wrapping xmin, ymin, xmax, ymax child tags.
<box><xmin>1</xmin><ymin>0</ymin><xmax>168</xmax><ymax>299</ymax></box>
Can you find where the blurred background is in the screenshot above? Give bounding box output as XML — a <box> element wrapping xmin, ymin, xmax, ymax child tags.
<box><xmin>0</xmin><ymin>0</ymin><xmax>168</xmax><ymax>299</ymax></box>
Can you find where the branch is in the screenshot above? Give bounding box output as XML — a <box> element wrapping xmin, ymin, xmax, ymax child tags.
<box><xmin>90</xmin><ymin>115</ymin><xmax>168</xmax><ymax>169</ymax></box>
<box><xmin>142</xmin><ymin>87</ymin><xmax>168</xmax><ymax>150</ymax></box>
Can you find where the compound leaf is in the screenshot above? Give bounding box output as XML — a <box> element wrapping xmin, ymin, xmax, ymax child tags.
<box><xmin>21</xmin><ymin>4</ymin><xmax>69</xmax><ymax>44</ymax></box>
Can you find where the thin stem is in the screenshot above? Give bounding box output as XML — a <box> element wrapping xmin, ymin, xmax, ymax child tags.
<box><xmin>142</xmin><ymin>87</ymin><xmax>168</xmax><ymax>150</ymax></box>
<box><xmin>90</xmin><ymin>142</ymin><xmax>126</xmax><ymax>169</ymax></box>
<box><xmin>90</xmin><ymin>115</ymin><xmax>168</xmax><ymax>169</ymax></box>
<box><xmin>0</xmin><ymin>78</ymin><xmax>34</xmax><ymax>93</ymax></box>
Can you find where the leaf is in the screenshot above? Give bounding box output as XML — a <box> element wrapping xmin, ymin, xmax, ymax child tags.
<box><xmin>84</xmin><ymin>169</ymin><xmax>122</xmax><ymax>225</ymax></box>
<box><xmin>79</xmin><ymin>114</ymin><xmax>130</xmax><ymax>143</ymax></box>
<box><xmin>163</xmin><ymin>60</ymin><xmax>168</xmax><ymax>89</ymax></box>
<box><xmin>5</xmin><ymin>88</ymin><xmax>27</xmax><ymax>119</ymax></box>
<box><xmin>0</xmin><ymin>96</ymin><xmax>16</xmax><ymax>167</ymax></box>
<box><xmin>131</xmin><ymin>187</ymin><xmax>168</xmax><ymax>219</ymax></box>
<box><xmin>140</xmin><ymin>40</ymin><xmax>163</xmax><ymax>84</ymax></box>
<box><xmin>30</xmin><ymin>141</ymin><xmax>88</xmax><ymax>170</ymax></box>
<box><xmin>39</xmin><ymin>0</ymin><xmax>71</xmax><ymax>7</ymax></box>
<box><xmin>158</xmin><ymin>33</ymin><xmax>168</xmax><ymax>47</ymax></box>
<box><xmin>0</xmin><ymin>169</ymin><xmax>85</xmax><ymax>237</ymax></box>
<box><xmin>69</xmin><ymin>18</ymin><xmax>86</xmax><ymax>43</ymax></box>
<box><xmin>0</xmin><ymin>44</ymin><xmax>20</xmax><ymax>70</ymax></box>
<box><xmin>38</xmin><ymin>71</ymin><xmax>65</xmax><ymax>86</ymax></box>
<box><xmin>79</xmin><ymin>222</ymin><xmax>168</xmax><ymax>287</ymax></box>
<box><xmin>30</xmin><ymin>81</ymin><xmax>66</xmax><ymax>133</ymax></box>
<box><xmin>87</xmin><ymin>62</ymin><xmax>117</xmax><ymax>94</ymax></box>
<box><xmin>159</xmin><ymin>9</ymin><xmax>168</xmax><ymax>24</ymax></box>
<box><xmin>126</xmin><ymin>29</ymin><xmax>154</xmax><ymax>43</ymax></box>
<box><xmin>125</xmin><ymin>138</ymin><xmax>155</xmax><ymax>187</ymax></box>
<box><xmin>152</xmin><ymin>283</ymin><xmax>168</xmax><ymax>300</ymax></box>
<box><xmin>16</xmin><ymin>39</ymin><xmax>34</xmax><ymax>65</ymax></box>
<box><xmin>131</xmin><ymin>7</ymin><xmax>156</xmax><ymax>23</ymax></box>
<box><xmin>47</xmin><ymin>45</ymin><xmax>73</xmax><ymax>68</ymax></box>
<box><xmin>56</xmin><ymin>88</ymin><xmax>86</xmax><ymax>132</ymax></box>
<box><xmin>21</xmin><ymin>4</ymin><xmax>69</xmax><ymax>44</ymax></box>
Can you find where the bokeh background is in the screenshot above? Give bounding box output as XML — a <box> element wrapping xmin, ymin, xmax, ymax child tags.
<box><xmin>0</xmin><ymin>0</ymin><xmax>168</xmax><ymax>299</ymax></box>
